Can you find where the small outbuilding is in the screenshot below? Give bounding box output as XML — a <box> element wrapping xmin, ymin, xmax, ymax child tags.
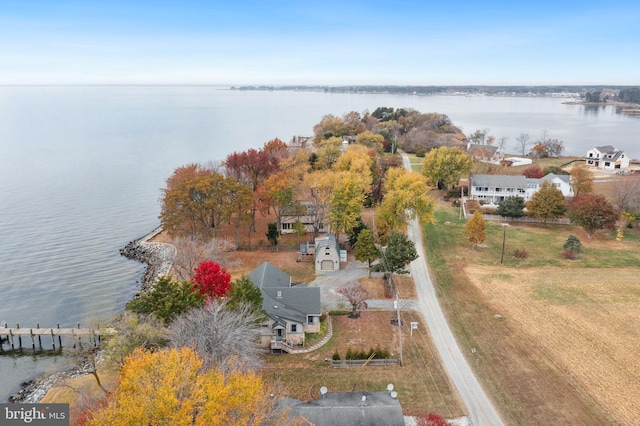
<box><xmin>314</xmin><ymin>234</ymin><xmax>340</xmax><ymax>273</ymax></box>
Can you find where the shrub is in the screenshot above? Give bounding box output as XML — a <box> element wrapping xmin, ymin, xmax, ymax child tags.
<box><xmin>562</xmin><ymin>249</ymin><xmax>578</xmax><ymax>260</ymax></box>
<box><xmin>563</xmin><ymin>235</ymin><xmax>582</xmax><ymax>252</ymax></box>
<box><xmin>345</xmin><ymin>347</ymin><xmax>356</xmax><ymax>360</ymax></box>
<box><xmin>415</xmin><ymin>147</ymin><xmax>426</xmax><ymax>157</ymax></box>
<box><xmin>514</xmin><ymin>248</ymin><xmax>528</xmax><ymax>259</ymax></box>
<box><xmin>332</xmin><ymin>350</ymin><xmax>341</xmax><ymax>361</ymax></box>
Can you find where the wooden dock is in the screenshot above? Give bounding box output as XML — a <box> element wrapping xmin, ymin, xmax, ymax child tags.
<box><xmin>0</xmin><ymin>323</ymin><xmax>116</xmax><ymax>351</ymax></box>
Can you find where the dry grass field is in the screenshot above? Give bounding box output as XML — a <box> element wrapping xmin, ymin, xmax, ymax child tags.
<box><xmin>464</xmin><ymin>266</ymin><xmax>640</xmax><ymax>425</ymax></box>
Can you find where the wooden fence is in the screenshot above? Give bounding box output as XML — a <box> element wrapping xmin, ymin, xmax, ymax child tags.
<box><xmin>331</xmin><ymin>359</ymin><xmax>398</xmax><ymax>368</ymax></box>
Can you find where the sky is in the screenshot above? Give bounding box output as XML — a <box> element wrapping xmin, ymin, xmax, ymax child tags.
<box><xmin>1</xmin><ymin>0</ymin><xmax>639</xmax><ymax>86</ymax></box>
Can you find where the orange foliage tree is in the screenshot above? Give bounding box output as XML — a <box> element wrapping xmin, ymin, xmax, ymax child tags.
<box><xmin>87</xmin><ymin>347</ymin><xmax>291</xmax><ymax>426</ymax></box>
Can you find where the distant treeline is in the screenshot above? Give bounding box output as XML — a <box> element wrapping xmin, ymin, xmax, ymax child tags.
<box><xmin>231</xmin><ymin>85</ymin><xmax>639</xmax><ymax>97</ymax></box>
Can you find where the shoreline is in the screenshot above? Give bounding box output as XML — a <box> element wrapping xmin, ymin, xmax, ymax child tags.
<box><xmin>8</xmin><ymin>227</ymin><xmax>176</xmax><ymax>403</ymax></box>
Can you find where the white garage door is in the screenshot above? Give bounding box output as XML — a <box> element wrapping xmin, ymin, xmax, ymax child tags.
<box><xmin>321</xmin><ymin>260</ymin><xmax>334</xmax><ymax>271</ymax></box>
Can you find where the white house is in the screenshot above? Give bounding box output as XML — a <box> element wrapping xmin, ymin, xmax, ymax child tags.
<box><xmin>585</xmin><ymin>146</ymin><xmax>629</xmax><ymax>170</ymax></box>
<box><xmin>469</xmin><ymin>173</ymin><xmax>573</xmax><ymax>204</ymax></box>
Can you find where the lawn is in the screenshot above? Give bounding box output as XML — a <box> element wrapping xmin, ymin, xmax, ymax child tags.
<box><xmin>261</xmin><ymin>310</ymin><xmax>465</xmax><ymax>419</ymax></box>
<box><xmin>424</xmin><ymin>196</ymin><xmax>640</xmax><ymax>425</ymax></box>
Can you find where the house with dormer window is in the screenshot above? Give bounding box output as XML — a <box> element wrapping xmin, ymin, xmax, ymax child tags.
<box><xmin>585</xmin><ymin>146</ymin><xmax>629</xmax><ymax>170</ymax></box>
<box><xmin>248</xmin><ymin>262</ymin><xmax>321</xmax><ymax>352</ymax></box>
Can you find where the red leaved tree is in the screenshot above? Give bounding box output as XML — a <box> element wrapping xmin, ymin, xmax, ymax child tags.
<box><xmin>191</xmin><ymin>260</ymin><xmax>231</xmax><ymax>299</ymax></box>
<box><xmin>416</xmin><ymin>413</ymin><xmax>451</xmax><ymax>426</ymax></box>
<box><xmin>522</xmin><ymin>166</ymin><xmax>544</xmax><ymax>178</ymax></box>
<box><xmin>567</xmin><ymin>193</ymin><xmax>619</xmax><ymax>239</ymax></box>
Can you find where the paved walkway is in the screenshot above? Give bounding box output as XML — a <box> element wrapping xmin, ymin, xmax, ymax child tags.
<box><xmin>289</xmin><ymin>316</ymin><xmax>333</xmax><ymax>354</ymax></box>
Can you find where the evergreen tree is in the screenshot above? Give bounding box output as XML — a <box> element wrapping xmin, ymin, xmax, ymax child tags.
<box><xmin>497</xmin><ymin>196</ymin><xmax>525</xmax><ymax>218</ymax></box>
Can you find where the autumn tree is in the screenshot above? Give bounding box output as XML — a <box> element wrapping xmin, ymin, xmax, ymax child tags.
<box><xmin>171</xmin><ymin>237</ymin><xmax>237</xmax><ymax>281</ymax></box>
<box><xmin>570</xmin><ymin>163</ymin><xmax>594</xmax><ymax>196</ymax></box>
<box><xmin>329</xmin><ymin>173</ymin><xmax>366</xmax><ymax>242</ymax></box>
<box><xmin>87</xmin><ymin>347</ymin><xmax>291</xmax><ymax>426</ymax></box>
<box><xmin>421</xmin><ymin>146</ymin><xmax>472</xmax><ymax>190</ymax></box>
<box><xmin>377</xmin><ymin>168</ymin><xmax>434</xmax><ymax>231</ymax></box>
<box><xmin>259</xmin><ymin>170</ymin><xmax>294</xmax><ymax>230</ymax></box>
<box><xmin>334</xmin><ymin>144</ymin><xmax>375</xmax><ymax>192</ymax></box>
<box><xmin>526</xmin><ymin>181</ymin><xmax>567</xmax><ymax>224</ymax></box>
<box><xmin>567</xmin><ymin>194</ymin><xmax>619</xmax><ymax>239</ymax></box>
<box><xmin>226</xmin><ymin>275</ymin><xmax>265</xmax><ymax>318</ymax></box>
<box><xmin>462</xmin><ymin>210</ymin><xmax>486</xmax><ymax>248</ymax></box>
<box><xmin>169</xmin><ymin>301</ymin><xmax>263</xmax><ymax>373</ymax></box>
<box><xmin>224</xmin><ymin>144</ymin><xmax>281</xmax><ymax>232</ymax></box>
<box><xmin>303</xmin><ymin>169</ymin><xmax>337</xmax><ymax>236</ymax></box>
<box><xmin>355</xmin><ymin>130</ymin><xmax>385</xmax><ymax>150</ymax></box>
<box><xmin>160</xmin><ymin>164</ymin><xmax>238</xmax><ymax>239</ymax></box>
<box><xmin>354</xmin><ymin>228</ymin><xmax>379</xmax><ymax>278</ymax></box>
<box><xmin>227</xmin><ymin>178</ymin><xmax>254</xmax><ymax>249</ymax></box>
<box><xmin>126</xmin><ymin>276</ymin><xmax>204</xmax><ymax>324</ymax></box>
<box><xmin>315</xmin><ymin>136</ymin><xmax>343</xmax><ymax>169</ymax></box>
<box><xmin>337</xmin><ymin>283</ymin><xmax>370</xmax><ymax>318</ymax></box>
<box><xmin>522</xmin><ymin>166</ymin><xmax>544</xmax><ymax>178</ymax></box>
<box><xmin>191</xmin><ymin>260</ymin><xmax>232</xmax><ymax>300</ymax></box>
<box><xmin>497</xmin><ymin>196</ymin><xmax>525</xmax><ymax>218</ymax></box>
<box><xmin>313</xmin><ymin>114</ymin><xmax>349</xmax><ymax>144</ymax></box>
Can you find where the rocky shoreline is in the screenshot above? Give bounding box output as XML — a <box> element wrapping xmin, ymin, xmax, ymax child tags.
<box><xmin>119</xmin><ymin>226</ymin><xmax>176</xmax><ymax>291</ymax></box>
<box><xmin>8</xmin><ymin>227</ymin><xmax>176</xmax><ymax>403</ymax></box>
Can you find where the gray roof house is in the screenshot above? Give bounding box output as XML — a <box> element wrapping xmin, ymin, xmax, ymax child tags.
<box><xmin>283</xmin><ymin>391</ymin><xmax>405</xmax><ymax>426</ymax></box>
<box><xmin>248</xmin><ymin>262</ymin><xmax>321</xmax><ymax>352</ymax></box>
<box><xmin>469</xmin><ymin>173</ymin><xmax>573</xmax><ymax>204</ymax></box>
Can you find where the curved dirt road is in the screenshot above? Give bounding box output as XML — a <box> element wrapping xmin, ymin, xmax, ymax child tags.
<box><xmin>402</xmin><ymin>152</ymin><xmax>504</xmax><ymax>426</ymax></box>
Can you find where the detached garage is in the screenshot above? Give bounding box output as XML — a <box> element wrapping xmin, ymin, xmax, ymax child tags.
<box><xmin>314</xmin><ymin>234</ymin><xmax>340</xmax><ymax>273</ymax></box>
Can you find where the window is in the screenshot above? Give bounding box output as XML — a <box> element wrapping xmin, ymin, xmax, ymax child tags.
<box><xmin>325</xmin><ymin>248</ymin><xmax>331</xmax><ymax>256</ymax></box>
<box><xmin>276</xmin><ymin>290</ymin><xmax>282</xmax><ymax>298</ymax></box>
<box><xmin>291</xmin><ymin>324</ymin><xmax>297</xmax><ymax>332</ymax></box>
<box><xmin>282</xmin><ymin>223</ymin><xmax>292</xmax><ymax>230</ymax></box>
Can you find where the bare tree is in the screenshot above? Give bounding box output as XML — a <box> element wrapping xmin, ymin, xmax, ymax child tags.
<box><xmin>497</xmin><ymin>136</ymin><xmax>509</xmax><ymax>152</ymax></box>
<box><xmin>515</xmin><ymin>133</ymin><xmax>531</xmax><ymax>156</ymax></box>
<box><xmin>169</xmin><ymin>300</ymin><xmax>262</xmax><ymax>374</ymax></box>
<box><xmin>337</xmin><ymin>283</ymin><xmax>370</xmax><ymax>318</ymax></box>
<box><xmin>611</xmin><ymin>177</ymin><xmax>640</xmax><ymax>213</ymax></box>
<box><xmin>171</xmin><ymin>236</ymin><xmax>238</xmax><ymax>280</ymax></box>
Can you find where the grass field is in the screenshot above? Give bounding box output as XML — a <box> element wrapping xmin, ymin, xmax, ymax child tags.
<box><xmin>424</xmin><ymin>195</ymin><xmax>640</xmax><ymax>425</ymax></box>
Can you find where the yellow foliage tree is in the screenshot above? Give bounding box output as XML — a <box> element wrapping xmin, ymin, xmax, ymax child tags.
<box><xmin>462</xmin><ymin>210</ymin><xmax>486</xmax><ymax>249</ymax></box>
<box><xmin>377</xmin><ymin>168</ymin><xmax>435</xmax><ymax>232</ymax></box>
<box><xmin>87</xmin><ymin>347</ymin><xmax>290</xmax><ymax>426</ymax></box>
<box><xmin>570</xmin><ymin>163</ymin><xmax>594</xmax><ymax>196</ymax></box>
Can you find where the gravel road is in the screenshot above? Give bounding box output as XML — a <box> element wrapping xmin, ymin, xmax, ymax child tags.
<box><xmin>402</xmin><ymin>152</ymin><xmax>504</xmax><ymax>426</ymax></box>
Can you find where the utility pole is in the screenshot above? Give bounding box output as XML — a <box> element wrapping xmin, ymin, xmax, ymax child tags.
<box><xmin>395</xmin><ymin>292</ymin><xmax>403</xmax><ymax>366</ymax></box>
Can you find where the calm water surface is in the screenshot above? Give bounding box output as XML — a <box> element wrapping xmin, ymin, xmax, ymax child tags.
<box><xmin>1</xmin><ymin>86</ymin><xmax>639</xmax><ymax>400</ymax></box>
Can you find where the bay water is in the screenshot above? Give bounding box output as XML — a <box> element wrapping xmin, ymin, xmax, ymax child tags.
<box><xmin>1</xmin><ymin>85</ymin><xmax>639</xmax><ymax>401</ymax></box>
